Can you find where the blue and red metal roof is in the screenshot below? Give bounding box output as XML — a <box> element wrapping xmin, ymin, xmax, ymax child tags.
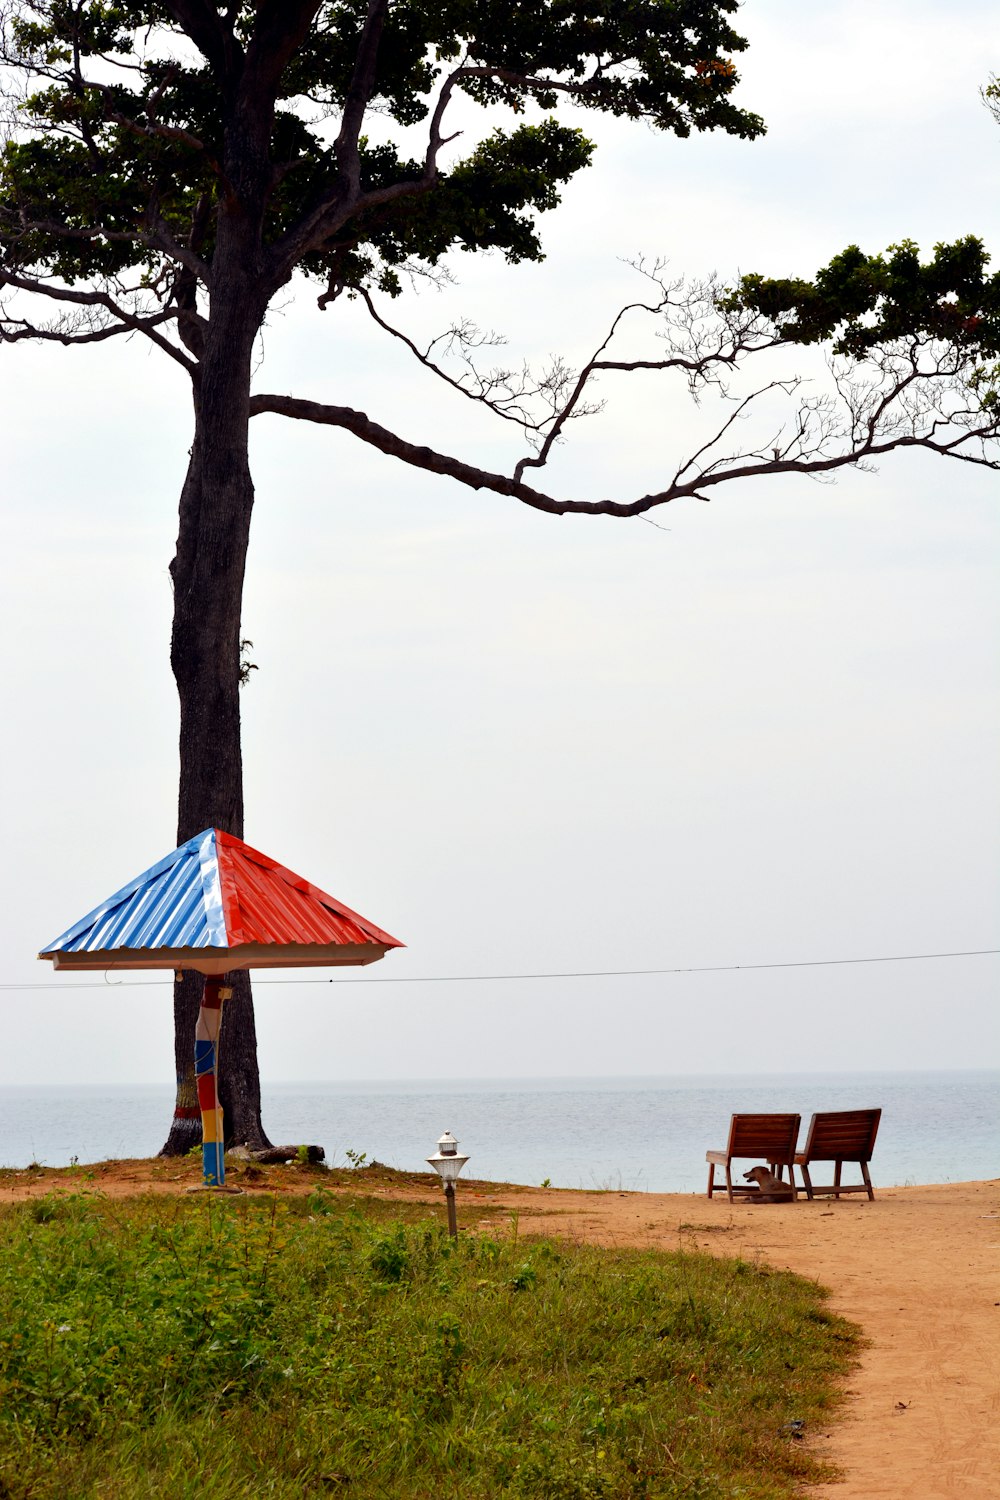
<box><xmin>39</xmin><ymin>828</ymin><xmax>403</xmax><ymax>974</ymax></box>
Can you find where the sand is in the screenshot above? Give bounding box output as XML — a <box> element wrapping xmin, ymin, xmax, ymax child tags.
<box><xmin>4</xmin><ymin>1162</ymin><xmax>997</xmax><ymax>1497</ymax></box>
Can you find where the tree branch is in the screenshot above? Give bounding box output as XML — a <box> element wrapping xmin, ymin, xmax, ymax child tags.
<box><xmin>0</xmin><ymin>270</ymin><xmax>196</xmax><ymax>373</ymax></box>
<box><xmin>270</xmin><ymin>56</ymin><xmax>467</xmax><ymax>283</ymax></box>
<box><xmin>357</xmin><ymin>288</ymin><xmax>583</xmax><ymax>432</ymax></box>
<box><xmin>160</xmin><ymin>1</ymin><xmax>240</xmax><ymax>80</ymax></box>
<box><xmin>457</xmin><ymin>63</ymin><xmax>615</xmax><ymax>101</ymax></box>
<box><xmin>334</xmin><ymin>0</ymin><xmax>391</xmax><ymax>200</ymax></box>
<box><xmin>353</xmin><ymin>265</ymin><xmax>782</xmax><ymax>476</ymax></box>
<box><xmin>0</xmin><ymin>309</ymin><xmax>172</xmax><ymax>350</ymax></box>
<box><xmin>249</xmin><ymin>351</ymin><xmax>1000</xmax><ymax>517</ymax></box>
<box><xmin>250</xmin><ymin>390</ymin><xmax>596</xmax><ymax>511</ymax></box>
<box><xmin>242</xmin><ymin>0</ymin><xmax>324</xmax><ymax>105</ymax></box>
<box><xmin>2</xmin><ymin>205</ymin><xmax>211</xmax><ymax>287</ymax></box>
<box><xmin>106</xmin><ymin>104</ymin><xmax>225</xmax><ymax>182</ymax></box>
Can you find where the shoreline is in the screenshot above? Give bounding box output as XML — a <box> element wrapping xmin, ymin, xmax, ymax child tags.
<box><xmin>2</xmin><ymin>1162</ymin><xmax>997</xmax><ymax>1498</ymax></box>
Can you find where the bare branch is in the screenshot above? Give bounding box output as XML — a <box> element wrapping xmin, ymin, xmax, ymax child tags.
<box><xmin>349</xmin><ymin>263</ymin><xmax>784</xmax><ymax>475</ymax></box>
<box><xmin>250</xmin><ymin>332</ymin><xmax>1000</xmax><ymax>517</ymax></box>
<box><xmin>315</xmin><ymin>264</ymin><xmax>1000</xmax><ymax>513</ymax></box>
<box><xmin>0</xmin><ymin>308</ymin><xmax>169</xmax><ymax>349</ymax></box>
<box><xmin>249</xmin><ymin>390</ymin><xmax>602</xmax><ymax>513</ymax></box>
<box><xmin>0</xmin><ymin>269</ymin><xmax>196</xmax><ymax>373</ymax></box>
<box><xmin>513</xmin><ymin>275</ymin><xmax>678</xmax><ymax>480</ymax></box>
<box><xmin>357</xmin><ymin>288</ymin><xmax>594</xmax><ymax>432</ymax></box>
<box><xmin>671</xmin><ymin>378</ymin><xmax>802</xmax><ymax>487</ymax></box>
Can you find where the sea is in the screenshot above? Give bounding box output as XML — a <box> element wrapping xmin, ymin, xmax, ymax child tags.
<box><xmin>0</xmin><ymin>1070</ymin><xmax>995</xmax><ymax>1192</ymax></box>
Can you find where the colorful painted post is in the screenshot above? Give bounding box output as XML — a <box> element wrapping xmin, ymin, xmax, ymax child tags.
<box><xmin>194</xmin><ymin>977</ymin><xmax>231</xmax><ymax>1187</ymax></box>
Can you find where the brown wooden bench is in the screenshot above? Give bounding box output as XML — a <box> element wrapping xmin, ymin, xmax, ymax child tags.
<box><xmin>706</xmin><ymin>1113</ymin><xmax>801</xmax><ymax>1201</ymax></box>
<box><xmin>794</xmin><ymin>1108</ymin><xmax>881</xmax><ymax>1200</ymax></box>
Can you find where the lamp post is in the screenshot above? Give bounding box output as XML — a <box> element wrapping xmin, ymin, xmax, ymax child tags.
<box><xmin>427</xmin><ymin>1130</ymin><xmax>469</xmax><ymax>1238</ymax></box>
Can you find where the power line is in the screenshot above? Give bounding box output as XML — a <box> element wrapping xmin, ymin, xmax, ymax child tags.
<box><xmin>4</xmin><ymin>946</ymin><xmax>998</xmax><ymax>990</ymax></box>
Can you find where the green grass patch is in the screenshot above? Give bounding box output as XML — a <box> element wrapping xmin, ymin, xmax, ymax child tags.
<box><xmin>0</xmin><ymin>1189</ymin><xmax>858</xmax><ymax>1498</ymax></box>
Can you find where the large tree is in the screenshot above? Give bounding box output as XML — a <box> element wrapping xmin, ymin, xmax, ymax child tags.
<box><xmin>3</xmin><ymin>2</ymin><xmax>999</xmax><ymax>1153</ymax></box>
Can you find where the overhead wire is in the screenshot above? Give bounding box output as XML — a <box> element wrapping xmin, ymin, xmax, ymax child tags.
<box><xmin>2</xmin><ymin>946</ymin><xmax>997</xmax><ymax>990</ymax></box>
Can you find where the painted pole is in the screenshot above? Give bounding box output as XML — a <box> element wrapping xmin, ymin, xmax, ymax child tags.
<box><xmin>194</xmin><ymin>977</ymin><xmax>231</xmax><ymax>1187</ymax></box>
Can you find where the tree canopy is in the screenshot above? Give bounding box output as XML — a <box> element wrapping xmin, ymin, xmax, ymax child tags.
<box><xmin>732</xmin><ymin>237</ymin><xmax>1000</xmax><ymax>361</ymax></box>
<box><xmin>1</xmin><ymin>1</ymin><xmax>760</xmax><ymax>295</ymax></box>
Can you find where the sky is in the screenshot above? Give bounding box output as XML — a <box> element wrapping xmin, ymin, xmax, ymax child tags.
<box><xmin>1</xmin><ymin>0</ymin><xmax>998</xmax><ymax>1088</ymax></box>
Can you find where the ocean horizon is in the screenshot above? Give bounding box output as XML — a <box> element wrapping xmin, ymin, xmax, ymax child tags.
<box><xmin>1</xmin><ymin>1069</ymin><xmax>995</xmax><ymax>1193</ymax></box>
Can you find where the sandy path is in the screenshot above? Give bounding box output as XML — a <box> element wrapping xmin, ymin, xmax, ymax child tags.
<box><xmin>4</xmin><ymin>1164</ymin><xmax>998</xmax><ymax>1497</ymax></box>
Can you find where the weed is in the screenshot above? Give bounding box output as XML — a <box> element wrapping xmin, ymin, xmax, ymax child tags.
<box><xmin>509</xmin><ymin>1261</ymin><xmax>537</xmax><ymax>1292</ymax></box>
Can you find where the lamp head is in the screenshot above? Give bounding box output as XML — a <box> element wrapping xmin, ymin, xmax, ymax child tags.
<box><xmin>427</xmin><ymin>1130</ymin><xmax>469</xmax><ymax>1184</ymax></box>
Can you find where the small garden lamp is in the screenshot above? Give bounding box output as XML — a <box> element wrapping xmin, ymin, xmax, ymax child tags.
<box><xmin>427</xmin><ymin>1130</ymin><xmax>469</xmax><ymax>1238</ymax></box>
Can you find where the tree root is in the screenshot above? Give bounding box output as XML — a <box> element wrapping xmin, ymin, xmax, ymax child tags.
<box><xmin>228</xmin><ymin>1144</ymin><xmax>326</xmax><ymax>1165</ymax></box>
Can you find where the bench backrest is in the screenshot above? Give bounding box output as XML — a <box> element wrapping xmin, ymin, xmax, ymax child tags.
<box><xmin>800</xmin><ymin>1108</ymin><xmax>881</xmax><ymax>1162</ymax></box>
<box><xmin>726</xmin><ymin>1113</ymin><xmax>801</xmax><ymax>1164</ymax></box>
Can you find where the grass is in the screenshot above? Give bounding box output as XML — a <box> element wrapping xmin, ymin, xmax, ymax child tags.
<box><xmin>0</xmin><ymin>1186</ymin><xmax>859</xmax><ymax>1499</ymax></box>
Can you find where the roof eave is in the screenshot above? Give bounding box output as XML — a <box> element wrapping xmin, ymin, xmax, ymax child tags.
<box><xmin>39</xmin><ymin>942</ymin><xmax>393</xmax><ymax>976</ymax></box>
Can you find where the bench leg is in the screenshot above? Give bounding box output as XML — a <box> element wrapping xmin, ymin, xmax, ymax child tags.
<box><xmin>800</xmin><ymin>1164</ymin><xmax>814</xmax><ymax>1201</ymax></box>
<box><xmin>833</xmin><ymin>1160</ymin><xmax>842</xmax><ymax>1198</ymax></box>
<box><xmin>707</xmin><ymin>1163</ymin><xmax>715</xmax><ymax>1199</ymax></box>
<box><xmin>770</xmin><ymin>1160</ymin><xmax>798</xmax><ymax>1200</ymax></box>
<box><xmin>724</xmin><ymin>1164</ymin><xmax>734</xmax><ymax>1203</ymax></box>
<box><xmin>861</xmin><ymin>1161</ymin><xmax>874</xmax><ymax>1201</ymax></box>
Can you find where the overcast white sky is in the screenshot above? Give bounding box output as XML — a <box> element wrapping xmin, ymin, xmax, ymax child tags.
<box><xmin>2</xmin><ymin>0</ymin><xmax>998</xmax><ymax>1087</ymax></box>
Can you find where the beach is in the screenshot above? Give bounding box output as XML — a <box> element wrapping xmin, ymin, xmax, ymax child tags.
<box><xmin>3</xmin><ymin>1163</ymin><xmax>997</xmax><ymax>1498</ymax></box>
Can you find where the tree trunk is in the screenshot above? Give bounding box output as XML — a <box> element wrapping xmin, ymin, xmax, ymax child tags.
<box><xmin>159</xmin><ymin>262</ymin><xmax>274</xmax><ymax>1156</ymax></box>
<box><xmin>162</xmin><ymin>969</ymin><xmax>271</xmax><ymax>1155</ymax></box>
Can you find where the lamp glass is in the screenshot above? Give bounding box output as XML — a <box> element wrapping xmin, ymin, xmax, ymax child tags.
<box><xmin>427</xmin><ymin>1150</ymin><xmax>469</xmax><ymax>1184</ymax></box>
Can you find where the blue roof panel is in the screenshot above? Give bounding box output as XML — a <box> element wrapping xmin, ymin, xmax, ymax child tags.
<box><xmin>41</xmin><ymin>831</ymin><xmax>223</xmax><ymax>955</ymax></box>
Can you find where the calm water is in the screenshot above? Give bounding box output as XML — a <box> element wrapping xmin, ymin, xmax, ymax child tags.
<box><xmin>0</xmin><ymin>1071</ymin><xmax>995</xmax><ymax>1191</ymax></box>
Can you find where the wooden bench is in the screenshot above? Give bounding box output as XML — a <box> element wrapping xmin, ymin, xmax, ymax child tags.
<box><xmin>794</xmin><ymin>1108</ymin><xmax>881</xmax><ymax>1200</ymax></box>
<box><xmin>706</xmin><ymin>1113</ymin><xmax>801</xmax><ymax>1202</ymax></box>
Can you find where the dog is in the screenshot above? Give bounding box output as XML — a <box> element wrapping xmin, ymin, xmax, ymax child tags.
<box><xmin>743</xmin><ymin>1164</ymin><xmax>795</xmax><ymax>1203</ymax></box>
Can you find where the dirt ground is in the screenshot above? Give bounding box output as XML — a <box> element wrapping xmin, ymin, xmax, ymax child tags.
<box><xmin>3</xmin><ymin>1160</ymin><xmax>997</xmax><ymax>1498</ymax></box>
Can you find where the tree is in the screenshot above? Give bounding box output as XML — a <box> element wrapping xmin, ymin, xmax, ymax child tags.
<box><xmin>2</xmin><ymin>2</ymin><xmax>998</xmax><ymax>1153</ymax></box>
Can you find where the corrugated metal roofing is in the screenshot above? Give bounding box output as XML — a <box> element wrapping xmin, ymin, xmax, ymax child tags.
<box><xmin>39</xmin><ymin>829</ymin><xmax>403</xmax><ymax>970</ymax></box>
